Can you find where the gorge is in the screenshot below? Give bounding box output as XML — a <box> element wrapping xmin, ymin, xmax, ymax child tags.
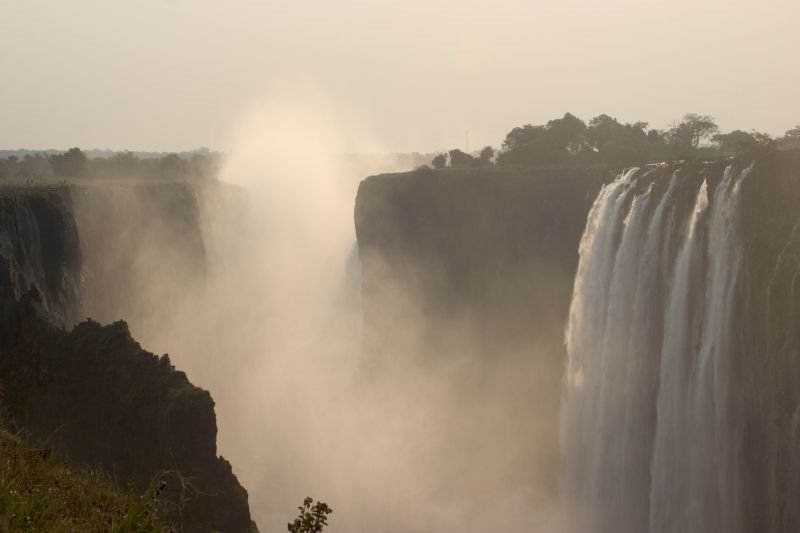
<box><xmin>2</xmin><ymin>151</ymin><xmax>800</xmax><ymax>531</ymax></box>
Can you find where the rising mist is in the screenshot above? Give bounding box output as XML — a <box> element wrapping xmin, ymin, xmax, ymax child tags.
<box><xmin>67</xmin><ymin>89</ymin><xmax>564</xmax><ymax>532</ymax></box>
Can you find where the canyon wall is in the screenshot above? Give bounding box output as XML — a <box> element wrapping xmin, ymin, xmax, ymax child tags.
<box><xmin>736</xmin><ymin>151</ymin><xmax>800</xmax><ymax>532</ymax></box>
<box><xmin>7</xmin><ymin>151</ymin><xmax>800</xmax><ymax>531</ymax></box>
<box><xmin>355</xmin><ymin>153</ymin><xmax>800</xmax><ymax>531</ymax></box>
<box><xmin>0</xmin><ymin>187</ymin><xmax>81</xmax><ymax>334</ymax></box>
<box><xmin>0</xmin><ymin>184</ymin><xmax>256</xmax><ymax>533</ymax></box>
<box><xmin>355</xmin><ymin>165</ymin><xmax>609</xmax><ymax>493</ymax></box>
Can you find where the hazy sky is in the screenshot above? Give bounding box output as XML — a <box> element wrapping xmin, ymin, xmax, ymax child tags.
<box><xmin>2</xmin><ymin>0</ymin><xmax>798</xmax><ymax>153</ymax></box>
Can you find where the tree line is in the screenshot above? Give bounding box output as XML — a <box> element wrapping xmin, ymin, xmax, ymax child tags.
<box><xmin>0</xmin><ymin>148</ymin><xmax>220</xmax><ymax>182</ymax></box>
<box><xmin>430</xmin><ymin>113</ymin><xmax>800</xmax><ymax>169</ymax></box>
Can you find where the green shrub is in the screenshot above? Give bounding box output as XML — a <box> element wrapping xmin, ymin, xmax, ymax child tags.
<box><xmin>287</xmin><ymin>497</ymin><xmax>333</xmax><ymax>533</ymax></box>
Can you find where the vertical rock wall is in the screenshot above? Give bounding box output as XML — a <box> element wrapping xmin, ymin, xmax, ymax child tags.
<box><xmin>0</xmin><ymin>183</ymin><xmax>257</xmax><ymax>533</ymax></box>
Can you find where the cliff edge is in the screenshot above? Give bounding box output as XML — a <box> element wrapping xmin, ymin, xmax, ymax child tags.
<box><xmin>355</xmin><ymin>165</ymin><xmax>609</xmax><ymax>490</ymax></box>
<box><xmin>0</xmin><ymin>184</ymin><xmax>257</xmax><ymax>533</ymax></box>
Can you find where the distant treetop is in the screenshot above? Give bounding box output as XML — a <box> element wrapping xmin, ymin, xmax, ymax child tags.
<box><xmin>0</xmin><ymin>148</ymin><xmax>221</xmax><ymax>182</ymax></box>
<box><xmin>428</xmin><ymin>112</ymin><xmax>793</xmax><ymax>171</ymax></box>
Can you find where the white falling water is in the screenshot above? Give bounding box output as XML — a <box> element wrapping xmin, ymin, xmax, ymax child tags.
<box><xmin>561</xmin><ymin>164</ymin><xmax>750</xmax><ymax>533</ymax></box>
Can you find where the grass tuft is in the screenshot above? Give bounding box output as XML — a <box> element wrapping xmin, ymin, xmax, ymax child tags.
<box><xmin>0</xmin><ymin>429</ymin><xmax>168</xmax><ymax>532</ymax></box>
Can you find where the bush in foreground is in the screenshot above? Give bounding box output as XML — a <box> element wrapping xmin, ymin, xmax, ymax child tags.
<box><xmin>287</xmin><ymin>497</ymin><xmax>333</xmax><ymax>533</ymax></box>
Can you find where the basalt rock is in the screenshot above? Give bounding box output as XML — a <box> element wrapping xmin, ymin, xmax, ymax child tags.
<box><xmin>0</xmin><ymin>184</ymin><xmax>257</xmax><ymax>532</ymax></box>
<box><xmin>354</xmin><ymin>164</ymin><xmax>609</xmax><ymax>491</ymax></box>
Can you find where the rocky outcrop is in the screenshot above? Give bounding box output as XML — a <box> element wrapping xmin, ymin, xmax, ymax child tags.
<box><xmin>1</xmin><ymin>310</ymin><xmax>255</xmax><ymax>532</ymax></box>
<box><xmin>0</xmin><ymin>184</ymin><xmax>256</xmax><ymax>532</ymax></box>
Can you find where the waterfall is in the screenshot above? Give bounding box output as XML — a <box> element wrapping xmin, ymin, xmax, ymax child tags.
<box><xmin>561</xmin><ymin>164</ymin><xmax>750</xmax><ymax>533</ymax></box>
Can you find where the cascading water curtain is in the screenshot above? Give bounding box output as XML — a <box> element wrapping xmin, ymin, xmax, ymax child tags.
<box><xmin>561</xmin><ymin>164</ymin><xmax>751</xmax><ymax>533</ymax></box>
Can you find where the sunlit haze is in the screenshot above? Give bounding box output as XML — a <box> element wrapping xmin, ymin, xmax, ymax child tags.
<box><xmin>4</xmin><ymin>2</ymin><xmax>800</xmax><ymax>532</ymax></box>
<box><xmin>3</xmin><ymin>0</ymin><xmax>799</xmax><ymax>152</ymax></box>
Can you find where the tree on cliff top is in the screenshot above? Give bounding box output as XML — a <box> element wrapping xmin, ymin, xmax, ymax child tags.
<box><xmin>478</xmin><ymin>146</ymin><xmax>495</xmax><ymax>165</ymax></box>
<box><xmin>785</xmin><ymin>124</ymin><xmax>800</xmax><ymax>138</ymax></box>
<box><xmin>49</xmin><ymin>147</ymin><xmax>88</xmax><ymax>178</ymax></box>
<box><xmin>587</xmin><ymin>114</ymin><xmax>651</xmax><ymax>164</ymax></box>
<box><xmin>429</xmin><ymin>147</ymin><xmax>494</xmax><ymax>169</ymax></box>
<box><xmin>713</xmin><ymin>129</ymin><xmax>776</xmax><ymax>156</ymax></box>
<box><xmin>498</xmin><ymin>113</ymin><xmax>589</xmax><ymax>166</ymax></box>
<box><xmin>448</xmin><ymin>149</ymin><xmax>476</xmax><ymax>168</ymax></box>
<box><xmin>666</xmin><ymin>113</ymin><xmax>719</xmax><ymax>156</ymax></box>
<box><xmin>679</xmin><ymin>113</ymin><xmax>720</xmax><ymax>148</ymax></box>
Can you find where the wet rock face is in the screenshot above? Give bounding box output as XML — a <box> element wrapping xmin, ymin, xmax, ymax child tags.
<box><xmin>0</xmin><ymin>184</ymin><xmax>257</xmax><ymax>533</ymax></box>
<box><xmin>0</xmin><ymin>186</ymin><xmax>81</xmax><ymax>332</ymax></box>
<box><xmin>354</xmin><ymin>165</ymin><xmax>610</xmax><ymax>491</ymax></box>
<box><xmin>355</xmin><ymin>166</ymin><xmax>609</xmax><ymax>361</ymax></box>
<box><xmin>736</xmin><ymin>151</ymin><xmax>800</xmax><ymax>532</ymax></box>
<box><xmin>352</xmin><ymin>153</ymin><xmax>800</xmax><ymax>530</ymax></box>
<box><xmin>69</xmin><ymin>181</ymin><xmax>207</xmax><ymax>330</ymax></box>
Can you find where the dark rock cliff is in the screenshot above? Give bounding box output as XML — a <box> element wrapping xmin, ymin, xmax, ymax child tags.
<box><xmin>734</xmin><ymin>151</ymin><xmax>800</xmax><ymax>532</ymax></box>
<box><xmin>0</xmin><ymin>184</ymin><xmax>256</xmax><ymax>533</ymax></box>
<box><xmin>69</xmin><ymin>181</ymin><xmax>208</xmax><ymax>332</ymax></box>
<box><xmin>356</xmin><ymin>153</ymin><xmax>800</xmax><ymax>531</ymax></box>
<box><xmin>0</xmin><ymin>187</ymin><xmax>81</xmax><ymax>334</ymax></box>
<box><xmin>356</xmin><ymin>166</ymin><xmax>608</xmax><ymax>358</ymax></box>
<box><xmin>355</xmin><ymin>165</ymin><xmax>610</xmax><ymax>490</ymax></box>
